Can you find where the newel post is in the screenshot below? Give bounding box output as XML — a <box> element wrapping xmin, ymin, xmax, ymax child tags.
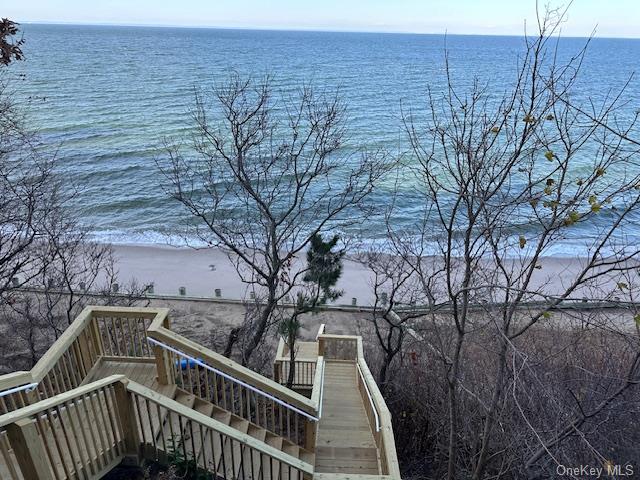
<box><xmin>114</xmin><ymin>380</ymin><xmax>141</xmax><ymax>465</ymax></box>
<box><xmin>152</xmin><ymin>315</ymin><xmax>173</xmax><ymax>385</ymax></box>
<box><xmin>304</xmin><ymin>419</ymin><xmax>317</xmax><ymax>452</ymax></box>
<box><xmin>6</xmin><ymin>418</ymin><xmax>54</xmax><ymax>479</ymax></box>
<box><xmin>318</xmin><ymin>337</ymin><xmax>325</xmax><ymax>357</ymax></box>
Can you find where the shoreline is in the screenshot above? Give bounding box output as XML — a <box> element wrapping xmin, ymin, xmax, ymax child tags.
<box><xmin>110</xmin><ymin>243</ymin><xmax>635</xmax><ymax>306</ymax></box>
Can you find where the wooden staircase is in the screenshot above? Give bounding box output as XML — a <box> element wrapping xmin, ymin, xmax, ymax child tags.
<box><xmin>0</xmin><ymin>307</ymin><xmax>400</xmax><ymax>480</ymax></box>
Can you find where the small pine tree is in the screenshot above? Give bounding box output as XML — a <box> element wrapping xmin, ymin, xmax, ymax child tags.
<box><xmin>279</xmin><ymin>233</ymin><xmax>344</xmax><ymax>388</ymax></box>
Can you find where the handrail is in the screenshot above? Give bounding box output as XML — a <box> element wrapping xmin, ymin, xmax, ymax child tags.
<box><xmin>310</xmin><ymin>356</ymin><xmax>326</xmax><ymax>419</ymax></box>
<box><xmin>148</xmin><ymin>336</ymin><xmax>319</xmax><ymax>422</ymax></box>
<box><xmin>356</xmin><ymin>361</ymin><xmax>380</xmax><ymax>432</ymax></box>
<box><xmin>318</xmin><ymin>358</ymin><xmax>326</xmax><ymax>418</ymax></box>
<box><xmin>147</xmin><ymin>313</ymin><xmax>319</xmax><ymax>417</ymax></box>
<box><xmin>0</xmin><ymin>383</ymin><xmax>38</xmax><ymax>398</ymax></box>
<box><xmin>0</xmin><ymin>372</ymin><xmax>34</xmax><ymax>393</ymax></box>
<box><xmin>316</xmin><ymin>323</ymin><xmax>326</xmax><ymax>340</ymax></box>
<box><xmin>0</xmin><ymin>307</ymin><xmax>91</xmax><ymax>394</ymax></box>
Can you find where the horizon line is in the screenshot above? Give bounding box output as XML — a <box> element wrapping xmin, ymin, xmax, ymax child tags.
<box><xmin>16</xmin><ymin>20</ymin><xmax>640</xmax><ymax>41</ymax></box>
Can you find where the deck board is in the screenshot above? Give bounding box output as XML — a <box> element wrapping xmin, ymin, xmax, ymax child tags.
<box><xmin>89</xmin><ymin>360</ymin><xmax>158</xmax><ymax>389</ymax></box>
<box><xmin>314</xmin><ymin>361</ymin><xmax>380</xmax><ymax>474</ymax></box>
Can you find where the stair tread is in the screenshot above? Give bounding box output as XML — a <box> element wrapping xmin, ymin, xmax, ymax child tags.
<box><xmin>300</xmin><ymin>450</ymin><xmax>315</xmax><ymax>465</ymax></box>
<box><xmin>229</xmin><ymin>417</ymin><xmax>250</xmax><ymax>432</ymax></box>
<box><xmin>282</xmin><ymin>443</ymin><xmax>300</xmax><ymax>458</ymax></box>
<box><xmin>194</xmin><ymin>398</ymin><xmax>215</xmax><ymax>416</ymax></box>
<box><xmin>248</xmin><ymin>424</ymin><xmax>267</xmax><ymax>442</ymax></box>
<box><xmin>213</xmin><ymin>410</ymin><xmax>232</xmax><ymax>424</ymax></box>
<box><xmin>265</xmin><ymin>432</ymin><xmax>283</xmax><ymax>449</ymax></box>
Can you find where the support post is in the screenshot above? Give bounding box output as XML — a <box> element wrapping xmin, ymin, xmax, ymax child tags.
<box><xmin>6</xmin><ymin>418</ymin><xmax>54</xmax><ymax>480</ymax></box>
<box><xmin>90</xmin><ymin>316</ymin><xmax>105</xmax><ymax>357</ymax></box>
<box><xmin>274</xmin><ymin>361</ymin><xmax>281</xmax><ymax>384</ymax></box>
<box><xmin>153</xmin><ymin>343</ymin><xmax>172</xmax><ymax>385</ymax></box>
<box><xmin>113</xmin><ymin>381</ymin><xmax>141</xmax><ymax>465</ymax></box>
<box><xmin>153</xmin><ymin>314</ymin><xmax>173</xmax><ymax>385</ymax></box>
<box><xmin>304</xmin><ymin>419</ymin><xmax>317</xmax><ymax>452</ymax></box>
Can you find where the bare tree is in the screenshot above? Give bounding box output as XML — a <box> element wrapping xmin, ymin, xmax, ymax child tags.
<box><xmin>0</xmin><ymin>21</ymin><xmax>144</xmax><ymax>370</ymax></box>
<box><xmin>0</xmin><ymin>21</ymin><xmax>61</xmax><ymax>302</ymax></box>
<box><xmin>373</xmin><ymin>5</ymin><xmax>640</xmax><ymax>479</ymax></box>
<box><xmin>160</xmin><ymin>74</ymin><xmax>388</xmax><ymax>365</ymax></box>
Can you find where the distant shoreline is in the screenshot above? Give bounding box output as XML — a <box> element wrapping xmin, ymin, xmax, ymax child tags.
<box><xmin>18</xmin><ymin>22</ymin><xmax>640</xmax><ymax>41</ymax></box>
<box><xmin>111</xmin><ymin>242</ymin><xmax>633</xmax><ymax>307</ymax></box>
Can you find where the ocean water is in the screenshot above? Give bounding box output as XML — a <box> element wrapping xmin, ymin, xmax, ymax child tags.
<box><xmin>10</xmin><ymin>24</ymin><xmax>640</xmax><ymax>254</ymax></box>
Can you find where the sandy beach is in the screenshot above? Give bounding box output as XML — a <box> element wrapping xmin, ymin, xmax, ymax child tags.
<box><xmin>112</xmin><ymin>243</ymin><xmax>636</xmax><ymax>306</ymax></box>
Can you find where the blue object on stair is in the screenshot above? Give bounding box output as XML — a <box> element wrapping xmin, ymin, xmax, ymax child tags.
<box><xmin>176</xmin><ymin>357</ymin><xmax>203</xmax><ymax>370</ymax></box>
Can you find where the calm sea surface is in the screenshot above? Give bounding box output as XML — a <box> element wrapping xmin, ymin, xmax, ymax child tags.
<box><xmin>11</xmin><ymin>24</ymin><xmax>640</xmax><ymax>254</ymax></box>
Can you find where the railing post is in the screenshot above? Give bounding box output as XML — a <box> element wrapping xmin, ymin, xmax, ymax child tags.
<box><xmin>153</xmin><ymin>342</ymin><xmax>172</xmax><ymax>385</ymax></box>
<box><xmin>152</xmin><ymin>314</ymin><xmax>173</xmax><ymax>385</ymax></box>
<box><xmin>90</xmin><ymin>315</ymin><xmax>105</xmax><ymax>357</ymax></box>
<box><xmin>114</xmin><ymin>381</ymin><xmax>141</xmax><ymax>465</ymax></box>
<box><xmin>24</xmin><ymin>386</ymin><xmax>40</xmax><ymax>405</ymax></box>
<box><xmin>318</xmin><ymin>337</ymin><xmax>325</xmax><ymax>357</ymax></box>
<box><xmin>6</xmin><ymin>418</ymin><xmax>54</xmax><ymax>480</ymax></box>
<box><xmin>304</xmin><ymin>419</ymin><xmax>317</xmax><ymax>451</ymax></box>
<box><xmin>274</xmin><ymin>360</ymin><xmax>281</xmax><ymax>384</ymax></box>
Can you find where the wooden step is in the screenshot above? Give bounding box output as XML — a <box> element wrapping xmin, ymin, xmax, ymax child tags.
<box><xmin>229</xmin><ymin>417</ymin><xmax>249</xmax><ymax>434</ymax></box>
<box><xmin>153</xmin><ymin>387</ymin><xmax>309</xmax><ymax>480</ymax></box>
<box><xmin>211</xmin><ymin>404</ymin><xmax>232</xmax><ymax>425</ymax></box>
<box><xmin>299</xmin><ymin>449</ymin><xmax>315</xmax><ymax>465</ymax></box>
<box><xmin>247</xmin><ymin>424</ymin><xmax>267</xmax><ymax>442</ymax></box>
<box><xmin>154</xmin><ymin>383</ymin><xmax>178</xmax><ymax>399</ymax></box>
<box><xmin>194</xmin><ymin>397</ymin><xmax>214</xmax><ymax>416</ymax></box>
<box><xmin>282</xmin><ymin>442</ymin><xmax>299</xmax><ymax>459</ymax></box>
<box><xmin>150</xmin><ymin>384</ymin><xmax>178</xmax><ymax>441</ymax></box>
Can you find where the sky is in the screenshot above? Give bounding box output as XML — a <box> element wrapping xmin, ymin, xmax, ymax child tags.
<box><xmin>5</xmin><ymin>0</ymin><xmax>640</xmax><ymax>38</ymax></box>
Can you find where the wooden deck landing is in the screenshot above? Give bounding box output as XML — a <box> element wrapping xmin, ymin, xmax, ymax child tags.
<box><xmin>88</xmin><ymin>359</ymin><xmax>158</xmax><ymax>390</ymax></box>
<box><xmin>314</xmin><ymin>361</ymin><xmax>380</xmax><ymax>474</ymax></box>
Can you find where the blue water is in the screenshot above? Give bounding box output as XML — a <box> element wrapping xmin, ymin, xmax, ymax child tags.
<box><xmin>10</xmin><ymin>24</ymin><xmax>640</xmax><ymax>253</ymax></box>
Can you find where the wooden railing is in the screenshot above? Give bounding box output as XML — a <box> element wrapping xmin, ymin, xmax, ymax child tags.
<box><xmin>274</xmin><ymin>360</ymin><xmax>317</xmax><ymax>389</ymax></box>
<box><xmin>309</xmin><ymin>357</ymin><xmax>325</xmax><ymax>419</ymax></box>
<box><xmin>0</xmin><ymin>375</ymin><xmax>126</xmax><ymax>480</ymax></box>
<box><xmin>0</xmin><ymin>307</ymin><xmax>160</xmax><ymax>415</ymax></box>
<box><xmin>273</xmin><ymin>338</ymin><xmax>318</xmax><ymax>389</ymax></box>
<box><xmin>91</xmin><ymin>308</ymin><xmax>158</xmax><ymax>361</ymax></box>
<box><xmin>318</xmin><ymin>334</ymin><xmax>358</xmax><ymax>361</ymax></box>
<box><xmin>146</xmin><ymin>314</ymin><xmax>320</xmax><ymax>450</ymax></box>
<box><xmin>126</xmin><ymin>380</ymin><xmax>312</xmax><ymax>479</ymax></box>
<box><xmin>355</xmin><ymin>340</ymin><xmax>401</xmax><ymax>479</ymax></box>
<box><xmin>0</xmin><ymin>375</ymin><xmax>313</xmax><ymax>480</ymax></box>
